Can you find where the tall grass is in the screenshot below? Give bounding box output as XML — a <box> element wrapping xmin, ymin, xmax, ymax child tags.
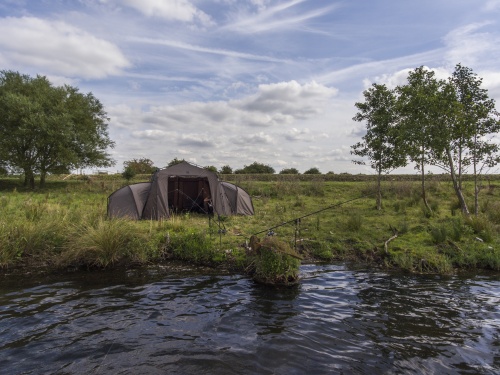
<box><xmin>59</xmin><ymin>218</ymin><xmax>155</xmax><ymax>268</ymax></box>
<box><xmin>2</xmin><ymin>176</ymin><xmax>500</xmax><ymax>274</ymax></box>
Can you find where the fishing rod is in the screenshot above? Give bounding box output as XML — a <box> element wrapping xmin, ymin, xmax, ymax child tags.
<box><xmin>252</xmin><ymin>192</ymin><xmax>375</xmax><ymax>237</ymax></box>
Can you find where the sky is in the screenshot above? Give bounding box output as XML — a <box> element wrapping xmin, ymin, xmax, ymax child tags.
<box><xmin>1</xmin><ymin>0</ymin><xmax>500</xmax><ymax>174</ymax></box>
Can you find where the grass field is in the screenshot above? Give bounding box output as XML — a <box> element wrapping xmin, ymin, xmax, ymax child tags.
<box><xmin>1</xmin><ymin>173</ymin><xmax>500</xmax><ymax>277</ymax></box>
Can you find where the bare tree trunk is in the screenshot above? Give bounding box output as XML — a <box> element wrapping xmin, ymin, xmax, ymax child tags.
<box><xmin>474</xmin><ymin>152</ymin><xmax>479</xmax><ymax>216</ymax></box>
<box><xmin>420</xmin><ymin>150</ymin><xmax>431</xmax><ymax>212</ymax></box>
<box><xmin>458</xmin><ymin>143</ymin><xmax>463</xmax><ymax>190</ymax></box>
<box><xmin>23</xmin><ymin>168</ymin><xmax>35</xmax><ymax>189</ymax></box>
<box><xmin>376</xmin><ymin>167</ymin><xmax>382</xmax><ymax>211</ymax></box>
<box><xmin>446</xmin><ymin>147</ymin><xmax>470</xmax><ymax>215</ymax></box>
<box><xmin>40</xmin><ymin>170</ymin><xmax>47</xmax><ymax>188</ymax></box>
<box><xmin>473</xmin><ymin>133</ymin><xmax>480</xmax><ymax>216</ymax></box>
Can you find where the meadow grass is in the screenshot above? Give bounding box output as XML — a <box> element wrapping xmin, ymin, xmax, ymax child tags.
<box><xmin>1</xmin><ymin>174</ymin><xmax>500</xmax><ymax>276</ymax></box>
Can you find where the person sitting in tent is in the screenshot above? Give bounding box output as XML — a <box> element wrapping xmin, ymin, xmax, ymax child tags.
<box><xmin>202</xmin><ymin>188</ymin><xmax>213</xmax><ymax>215</ymax></box>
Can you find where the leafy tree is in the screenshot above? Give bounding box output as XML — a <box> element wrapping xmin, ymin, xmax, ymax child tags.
<box><xmin>396</xmin><ymin>67</ymin><xmax>443</xmax><ymax>213</ymax></box>
<box><xmin>279</xmin><ymin>168</ymin><xmax>299</xmax><ymax>174</ymax></box>
<box><xmin>122</xmin><ymin>166</ymin><xmax>136</xmax><ymax>181</ymax></box>
<box><xmin>425</xmin><ymin>78</ymin><xmax>471</xmax><ymax>215</ymax></box>
<box><xmin>123</xmin><ymin>158</ymin><xmax>156</xmax><ymax>175</ymax></box>
<box><xmin>167</xmin><ymin>157</ymin><xmax>185</xmax><ymax>167</ymax></box>
<box><xmin>235</xmin><ymin>162</ymin><xmax>275</xmax><ymax>174</ymax></box>
<box><xmin>304</xmin><ymin>167</ymin><xmax>321</xmax><ymax>174</ymax></box>
<box><xmin>0</xmin><ymin>71</ymin><xmax>115</xmax><ymax>188</ymax></box>
<box><xmin>352</xmin><ymin>83</ymin><xmax>406</xmax><ymax>210</ymax></box>
<box><xmin>449</xmin><ymin>64</ymin><xmax>500</xmax><ymax>215</ymax></box>
<box><xmin>219</xmin><ymin>165</ymin><xmax>233</xmax><ymax>174</ymax></box>
<box><xmin>204</xmin><ymin>165</ymin><xmax>218</xmax><ymax>173</ymax></box>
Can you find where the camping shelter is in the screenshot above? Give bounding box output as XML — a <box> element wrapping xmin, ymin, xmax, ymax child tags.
<box><xmin>108</xmin><ymin>161</ymin><xmax>254</xmax><ymax>219</ymax></box>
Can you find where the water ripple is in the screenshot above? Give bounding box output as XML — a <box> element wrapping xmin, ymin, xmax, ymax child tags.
<box><xmin>0</xmin><ymin>266</ymin><xmax>499</xmax><ymax>374</ymax></box>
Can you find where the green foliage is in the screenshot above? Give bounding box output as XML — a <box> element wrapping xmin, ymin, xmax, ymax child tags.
<box><xmin>345</xmin><ymin>213</ymin><xmax>363</xmax><ymax>232</ymax></box>
<box><xmin>123</xmin><ymin>158</ymin><xmax>156</xmax><ymax>175</ymax></box>
<box><xmin>304</xmin><ymin>240</ymin><xmax>333</xmax><ymax>261</ymax></box>
<box><xmin>219</xmin><ymin>165</ymin><xmax>233</xmax><ymax>174</ymax></box>
<box><xmin>304</xmin><ymin>167</ymin><xmax>321</xmax><ymax>174</ymax></box>
<box><xmin>464</xmin><ymin>215</ymin><xmax>495</xmax><ymax>243</ymax></box>
<box><xmin>60</xmin><ymin>219</ymin><xmax>153</xmax><ymax>268</ymax></box>
<box><xmin>234</xmin><ymin>162</ymin><xmax>275</xmax><ymax>174</ymax></box>
<box><xmin>351</xmin><ymin>83</ymin><xmax>406</xmax><ymax>210</ymax></box>
<box><xmin>279</xmin><ymin>168</ymin><xmax>300</xmax><ymax>174</ymax></box>
<box><xmin>167</xmin><ymin>157</ymin><xmax>185</xmax><ymax>167</ymax></box>
<box><xmin>252</xmin><ymin>237</ymin><xmax>300</xmax><ymax>285</ymax></box>
<box><xmin>122</xmin><ymin>166</ymin><xmax>136</xmax><ymax>181</ymax></box>
<box><xmin>2</xmin><ymin>176</ymin><xmax>500</xmax><ymax>275</ymax></box>
<box><xmin>430</xmin><ymin>225</ymin><xmax>448</xmax><ymax>244</ymax></box>
<box><xmin>166</xmin><ymin>230</ymin><xmax>217</xmax><ymax>265</ymax></box>
<box><xmin>204</xmin><ymin>165</ymin><xmax>218</xmax><ymax>173</ymax></box>
<box><xmin>0</xmin><ymin>71</ymin><xmax>115</xmax><ymax>189</ymax></box>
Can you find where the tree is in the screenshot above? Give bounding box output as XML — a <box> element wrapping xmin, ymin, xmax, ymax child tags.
<box><xmin>304</xmin><ymin>167</ymin><xmax>321</xmax><ymax>174</ymax></box>
<box><xmin>279</xmin><ymin>168</ymin><xmax>299</xmax><ymax>174</ymax></box>
<box><xmin>449</xmin><ymin>64</ymin><xmax>500</xmax><ymax>215</ymax></box>
<box><xmin>234</xmin><ymin>162</ymin><xmax>275</xmax><ymax>174</ymax></box>
<box><xmin>123</xmin><ymin>158</ymin><xmax>156</xmax><ymax>175</ymax></box>
<box><xmin>396</xmin><ymin>67</ymin><xmax>444</xmax><ymax>213</ymax></box>
<box><xmin>352</xmin><ymin>83</ymin><xmax>406</xmax><ymax>210</ymax></box>
<box><xmin>0</xmin><ymin>71</ymin><xmax>115</xmax><ymax>188</ymax></box>
<box><xmin>122</xmin><ymin>166</ymin><xmax>136</xmax><ymax>181</ymax></box>
<box><xmin>219</xmin><ymin>165</ymin><xmax>233</xmax><ymax>174</ymax></box>
<box><xmin>167</xmin><ymin>157</ymin><xmax>185</xmax><ymax>167</ymax></box>
<box><xmin>204</xmin><ymin>165</ymin><xmax>218</xmax><ymax>173</ymax></box>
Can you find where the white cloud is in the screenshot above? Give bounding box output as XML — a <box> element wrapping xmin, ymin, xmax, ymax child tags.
<box><xmin>0</xmin><ymin>17</ymin><xmax>130</xmax><ymax>78</ymax></box>
<box><xmin>284</xmin><ymin>127</ymin><xmax>312</xmax><ymax>141</ymax></box>
<box><xmin>482</xmin><ymin>0</ymin><xmax>500</xmax><ymax>11</ymax></box>
<box><xmin>224</xmin><ymin>0</ymin><xmax>337</xmax><ymax>34</ymax></box>
<box><xmin>122</xmin><ymin>0</ymin><xmax>213</xmax><ymax>25</ymax></box>
<box><xmin>233</xmin><ymin>132</ymin><xmax>274</xmax><ymax>145</ymax></box>
<box><xmin>443</xmin><ymin>22</ymin><xmax>500</xmax><ymax>68</ymax></box>
<box><xmin>235</xmin><ymin>80</ymin><xmax>337</xmax><ymax>120</ymax></box>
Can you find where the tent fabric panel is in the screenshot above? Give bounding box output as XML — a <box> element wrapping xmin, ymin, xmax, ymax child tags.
<box><xmin>143</xmin><ymin>173</ymin><xmax>170</xmax><ymax>219</ymax></box>
<box><xmin>222</xmin><ymin>182</ymin><xmax>254</xmax><ymax>215</ymax></box>
<box><xmin>128</xmin><ymin>182</ymin><xmax>152</xmax><ymax>217</ymax></box>
<box><xmin>158</xmin><ymin>161</ymin><xmax>232</xmax><ymax>216</ymax></box>
<box><xmin>108</xmin><ymin>186</ymin><xmax>140</xmax><ymax>219</ymax></box>
<box><xmin>221</xmin><ymin>181</ymin><xmax>238</xmax><ymax>214</ymax></box>
<box><xmin>235</xmin><ymin>187</ymin><xmax>254</xmax><ymax>215</ymax></box>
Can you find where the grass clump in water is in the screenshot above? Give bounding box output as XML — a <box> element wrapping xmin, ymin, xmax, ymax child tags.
<box><xmin>251</xmin><ymin>236</ymin><xmax>301</xmax><ymax>286</ymax></box>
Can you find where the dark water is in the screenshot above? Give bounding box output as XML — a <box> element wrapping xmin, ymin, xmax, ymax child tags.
<box><xmin>1</xmin><ymin>264</ymin><xmax>499</xmax><ymax>375</ymax></box>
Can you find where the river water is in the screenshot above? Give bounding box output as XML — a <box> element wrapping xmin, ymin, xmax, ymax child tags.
<box><xmin>1</xmin><ymin>264</ymin><xmax>499</xmax><ymax>374</ymax></box>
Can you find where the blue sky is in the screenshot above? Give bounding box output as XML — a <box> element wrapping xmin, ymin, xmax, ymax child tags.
<box><xmin>1</xmin><ymin>0</ymin><xmax>500</xmax><ymax>173</ymax></box>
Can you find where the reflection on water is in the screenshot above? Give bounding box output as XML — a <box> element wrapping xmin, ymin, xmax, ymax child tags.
<box><xmin>0</xmin><ymin>264</ymin><xmax>499</xmax><ymax>374</ymax></box>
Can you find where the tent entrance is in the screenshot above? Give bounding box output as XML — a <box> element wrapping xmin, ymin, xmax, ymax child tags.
<box><xmin>168</xmin><ymin>176</ymin><xmax>212</xmax><ymax>214</ymax></box>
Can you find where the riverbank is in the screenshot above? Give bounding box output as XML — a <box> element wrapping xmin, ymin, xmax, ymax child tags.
<box><xmin>1</xmin><ymin>174</ymin><xmax>500</xmax><ymax>276</ymax></box>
